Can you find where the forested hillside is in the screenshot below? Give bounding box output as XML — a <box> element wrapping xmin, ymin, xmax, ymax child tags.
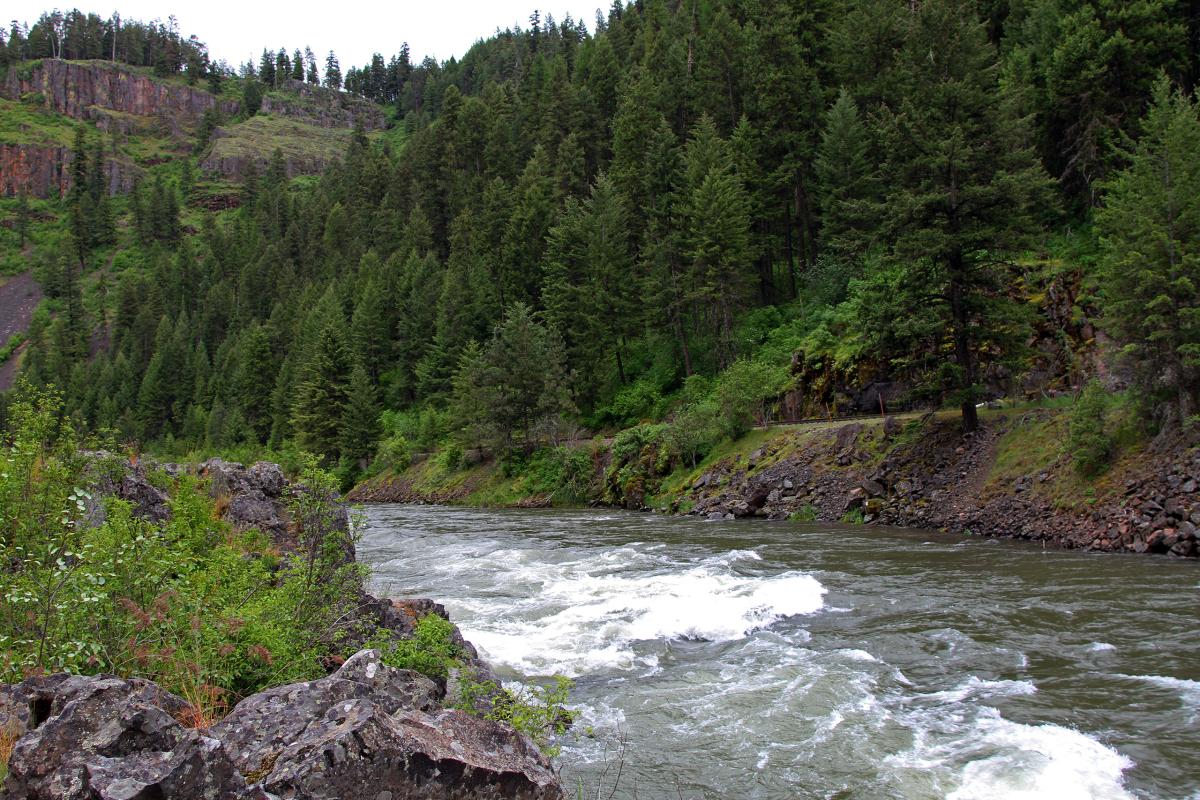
<box><xmin>2</xmin><ymin>0</ymin><xmax>1199</xmax><ymax>491</ymax></box>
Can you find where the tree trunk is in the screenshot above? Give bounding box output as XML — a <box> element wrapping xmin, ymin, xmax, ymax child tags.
<box><xmin>949</xmin><ymin>252</ymin><xmax>978</xmax><ymax>433</ymax></box>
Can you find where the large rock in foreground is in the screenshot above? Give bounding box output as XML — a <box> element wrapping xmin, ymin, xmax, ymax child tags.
<box><xmin>0</xmin><ymin>650</ymin><xmax>564</xmax><ymax>800</ymax></box>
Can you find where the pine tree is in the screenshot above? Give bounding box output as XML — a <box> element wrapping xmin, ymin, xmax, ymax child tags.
<box><xmin>814</xmin><ymin>89</ymin><xmax>878</xmax><ymax>260</ymax></box>
<box><xmin>290</xmin><ymin>322</ymin><xmax>353</xmax><ymax>460</ymax></box>
<box><xmin>860</xmin><ymin>0</ymin><xmax>1054</xmax><ymax>433</ymax></box>
<box><xmin>340</xmin><ymin>362</ymin><xmax>381</xmax><ymax>465</ymax></box>
<box><xmin>324</xmin><ymin>50</ymin><xmax>342</xmax><ymax>90</ymax></box>
<box><xmin>1097</xmin><ymin>78</ymin><xmax>1200</xmax><ymax>426</ymax></box>
<box><xmin>681</xmin><ymin>116</ymin><xmax>755</xmax><ymax>369</ymax></box>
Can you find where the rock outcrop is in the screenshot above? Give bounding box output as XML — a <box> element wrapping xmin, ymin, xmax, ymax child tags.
<box><xmin>259</xmin><ymin>78</ymin><xmax>385</xmax><ymax>131</ymax></box>
<box><xmin>1</xmin><ymin>650</ymin><xmax>563</xmax><ymax>799</ymax></box>
<box><xmin>0</xmin><ymin>143</ymin><xmax>138</xmax><ymax>199</ymax></box>
<box><xmin>3</xmin><ymin>59</ymin><xmax>237</xmax><ymax>133</ymax></box>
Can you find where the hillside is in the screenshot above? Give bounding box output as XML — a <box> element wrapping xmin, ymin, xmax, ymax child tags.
<box><xmin>0</xmin><ymin>1</ymin><xmax>1197</xmax><ymax>560</ymax></box>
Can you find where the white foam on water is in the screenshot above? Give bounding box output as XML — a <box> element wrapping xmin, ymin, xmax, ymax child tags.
<box><xmin>1089</xmin><ymin>642</ymin><xmax>1117</xmax><ymax>652</ymax></box>
<box><xmin>461</xmin><ymin>550</ymin><xmax>827</xmax><ymax>676</ymax></box>
<box><xmin>945</xmin><ymin>709</ymin><xmax>1135</xmax><ymax>800</ymax></box>
<box><xmin>921</xmin><ymin>677</ymin><xmax>1038</xmax><ymax>704</ymax></box>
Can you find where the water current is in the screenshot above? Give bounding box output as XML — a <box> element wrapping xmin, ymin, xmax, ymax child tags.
<box><xmin>358</xmin><ymin>504</ymin><xmax>1200</xmax><ymax>800</ymax></box>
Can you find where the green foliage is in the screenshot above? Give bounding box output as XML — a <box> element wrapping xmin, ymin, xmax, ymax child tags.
<box><xmin>376</xmin><ymin>613</ymin><xmax>461</xmax><ymax>681</ymax></box>
<box><xmin>520</xmin><ymin>447</ymin><xmax>596</xmax><ymax>503</ymax></box>
<box><xmin>1069</xmin><ymin>381</ymin><xmax>1113</xmax><ymax>477</ymax></box>
<box><xmin>0</xmin><ymin>388</ymin><xmax>367</xmax><ymax>709</ymax></box>
<box><xmin>1097</xmin><ymin>78</ymin><xmax>1200</xmax><ymax>426</ymax></box>
<box><xmin>455</xmin><ymin>675</ymin><xmax>575</xmax><ymax>756</ymax></box>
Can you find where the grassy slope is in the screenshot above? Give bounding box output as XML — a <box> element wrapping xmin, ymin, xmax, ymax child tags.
<box><xmin>0</xmin><ymin>97</ymin><xmax>79</xmax><ymax>146</ymax></box>
<box><xmin>206</xmin><ymin>115</ymin><xmax>353</xmax><ymax>165</ymax></box>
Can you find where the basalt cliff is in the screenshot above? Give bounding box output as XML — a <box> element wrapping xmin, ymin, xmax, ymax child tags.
<box><xmin>0</xmin><ymin>59</ymin><xmax>386</xmax><ymax>198</ymax></box>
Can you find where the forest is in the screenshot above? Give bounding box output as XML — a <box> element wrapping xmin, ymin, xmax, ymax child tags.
<box><xmin>1</xmin><ymin>0</ymin><xmax>1199</xmax><ymax>489</ymax></box>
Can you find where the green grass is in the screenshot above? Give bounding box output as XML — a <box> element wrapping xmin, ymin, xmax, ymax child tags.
<box><xmin>204</xmin><ymin>115</ymin><xmax>353</xmax><ymax>167</ymax></box>
<box><xmin>0</xmin><ymin>97</ymin><xmax>79</xmax><ymax>146</ymax></box>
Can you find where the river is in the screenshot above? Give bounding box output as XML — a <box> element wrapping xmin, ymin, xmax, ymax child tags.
<box><xmin>357</xmin><ymin>504</ymin><xmax>1200</xmax><ymax>800</ymax></box>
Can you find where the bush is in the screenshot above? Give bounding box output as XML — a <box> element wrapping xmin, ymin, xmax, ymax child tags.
<box><xmin>1069</xmin><ymin>381</ymin><xmax>1113</xmax><ymax>477</ymax></box>
<box><xmin>374</xmin><ymin>433</ymin><xmax>412</xmax><ymax>473</ymax></box>
<box><xmin>456</xmin><ymin>675</ymin><xmax>574</xmax><ymax>756</ymax></box>
<box><xmin>522</xmin><ymin>446</ymin><xmax>596</xmax><ymax>503</ymax></box>
<box><xmin>376</xmin><ymin>613</ymin><xmax>461</xmax><ymax>681</ymax></box>
<box><xmin>0</xmin><ymin>386</ymin><xmax>367</xmax><ymax>715</ymax></box>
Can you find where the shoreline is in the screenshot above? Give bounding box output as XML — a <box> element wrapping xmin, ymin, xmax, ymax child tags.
<box><xmin>350</xmin><ymin>411</ymin><xmax>1200</xmax><ymax>559</ymax></box>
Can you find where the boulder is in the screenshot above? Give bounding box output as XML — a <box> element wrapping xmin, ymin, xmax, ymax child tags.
<box><xmin>259</xmin><ymin>702</ymin><xmax>563</xmax><ymax>800</ymax></box>
<box><xmin>835</xmin><ymin>423</ymin><xmax>864</xmax><ymax>451</ymax></box>
<box><xmin>212</xmin><ymin>649</ymin><xmax>441</xmax><ymax>776</ymax></box>
<box><xmin>1</xmin><ymin>674</ymin><xmax>251</xmax><ymax>800</ymax></box>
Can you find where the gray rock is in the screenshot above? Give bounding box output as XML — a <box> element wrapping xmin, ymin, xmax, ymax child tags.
<box><xmin>84</xmin><ymin>731</ymin><xmax>258</xmax><ymax>800</ymax></box>
<box><xmin>782</xmin><ymin>478</ymin><xmax>794</xmax><ymax>490</ymax></box>
<box><xmin>248</xmin><ymin>461</ymin><xmax>287</xmax><ymax>498</ymax></box>
<box><xmin>212</xmin><ymin>649</ymin><xmax>441</xmax><ymax>776</ymax></box>
<box><xmin>2</xmin><ymin>674</ymin><xmax>251</xmax><ymax>800</ymax></box>
<box><xmin>260</xmin><ymin>702</ymin><xmax>563</xmax><ymax>800</ymax></box>
<box><xmin>862</xmin><ymin>479</ymin><xmax>886</xmax><ymax>498</ymax></box>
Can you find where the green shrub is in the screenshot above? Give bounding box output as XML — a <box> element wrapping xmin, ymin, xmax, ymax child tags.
<box><xmin>375</xmin><ymin>433</ymin><xmax>412</xmax><ymax>473</ymax></box>
<box><xmin>1069</xmin><ymin>381</ymin><xmax>1113</xmax><ymax>477</ymax></box>
<box><xmin>376</xmin><ymin>614</ymin><xmax>462</xmax><ymax>682</ymax></box>
<box><xmin>456</xmin><ymin>675</ymin><xmax>574</xmax><ymax>756</ymax></box>
<box><xmin>522</xmin><ymin>446</ymin><xmax>595</xmax><ymax>503</ymax></box>
<box><xmin>0</xmin><ymin>386</ymin><xmax>366</xmax><ymax>717</ymax></box>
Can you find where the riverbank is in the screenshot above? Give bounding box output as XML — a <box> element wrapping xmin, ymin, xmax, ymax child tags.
<box><xmin>350</xmin><ymin>408</ymin><xmax>1199</xmax><ymax>558</ymax></box>
<box><xmin>0</xmin><ymin>456</ymin><xmax>566</xmax><ymax>799</ymax></box>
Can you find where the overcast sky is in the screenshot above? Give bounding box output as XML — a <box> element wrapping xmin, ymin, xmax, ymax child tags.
<box><xmin>7</xmin><ymin>1</ymin><xmax>606</xmax><ymax>69</ymax></box>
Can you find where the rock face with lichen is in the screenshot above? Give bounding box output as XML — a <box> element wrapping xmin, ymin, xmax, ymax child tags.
<box><xmin>0</xmin><ymin>651</ymin><xmax>563</xmax><ymax>799</ymax></box>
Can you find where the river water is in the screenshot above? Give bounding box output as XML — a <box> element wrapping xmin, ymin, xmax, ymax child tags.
<box><xmin>357</xmin><ymin>505</ymin><xmax>1200</xmax><ymax>800</ymax></box>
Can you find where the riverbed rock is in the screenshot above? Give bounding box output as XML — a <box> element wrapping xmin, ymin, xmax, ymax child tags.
<box><xmin>259</xmin><ymin>702</ymin><xmax>563</xmax><ymax>800</ymax></box>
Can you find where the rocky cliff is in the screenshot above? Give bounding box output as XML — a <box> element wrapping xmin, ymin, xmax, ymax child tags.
<box><xmin>1</xmin><ymin>60</ymin><xmax>390</xmax><ymax>196</ymax></box>
<box><xmin>0</xmin><ymin>143</ymin><xmax>138</xmax><ymax>199</ymax></box>
<box><xmin>0</xmin><ymin>651</ymin><xmax>563</xmax><ymax>800</ymax></box>
<box><xmin>3</xmin><ymin>59</ymin><xmax>237</xmax><ymax>134</ymax></box>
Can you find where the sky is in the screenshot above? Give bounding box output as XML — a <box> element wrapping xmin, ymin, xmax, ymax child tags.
<box><xmin>7</xmin><ymin>1</ymin><xmax>607</xmax><ymax>69</ymax></box>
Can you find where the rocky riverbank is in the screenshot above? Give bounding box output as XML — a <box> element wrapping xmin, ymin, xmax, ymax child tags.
<box><xmin>351</xmin><ymin>410</ymin><xmax>1199</xmax><ymax>558</ymax></box>
<box><xmin>0</xmin><ymin>458</ymin><xmax>565</xmax><ymax>799</ymax></box>
<box><xmin>672</xmin><ymin>412</ymin><xmax>1199</xmax><ymax>558</ymax></box>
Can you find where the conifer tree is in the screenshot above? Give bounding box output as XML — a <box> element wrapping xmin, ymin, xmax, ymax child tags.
<box><xmin>1097</xmin><ymin>78</ymin><xmax>1200</xmax><ymax>426</ymax></box>
<box><xmin>291</xmin><ymin>321</ymin><xmax>353</xmax><ymax>460</ymax></box>
<box><xmin>814</xmin><ymin>89</ymin><xmax>877</xmax><ymax>260</ymax></box>
<box><xmin>340</xmin><ymin>362</ymin><xmax>381</xmax><ymax>465</ymax></box>
<box><xmin>858</xmin><ymin>0</ymin><xmax>1053</xmax><ymax>433</ymax></box>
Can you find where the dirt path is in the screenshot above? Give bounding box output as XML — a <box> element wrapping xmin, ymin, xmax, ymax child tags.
<box><xmin>0</xmin><ymin>271</ymin><xmax>43</xmax><ymax>391</ymax></box>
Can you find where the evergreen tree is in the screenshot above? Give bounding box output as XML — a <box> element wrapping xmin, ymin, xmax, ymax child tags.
<box><xmin>858</xmin><ymin>0</ymin><xmax>1054</xmax><ymax>433</ymax></box>
<box><xmin>814</xmin><ymin>89</ymin><xmax>877</xmax><ymax>260</ymax></box>
<box><xmin>1097</xmin><ymin>78</ymin><xmax>1200</xmax><ymax>426</ymax></box>
<box><xmin>290</xmin><ymin>321</ymin><xmax>353</xmax><ymax>460</ymax></box>
<box><xmin>324</xmin><ymin>50</ymin><xmax>342</xmax><ymax>89</ymax></box>
<box><xmin>340</xmin><ymin>362</ymin><xmax>381</xmax><ymax>465</ymax></box>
